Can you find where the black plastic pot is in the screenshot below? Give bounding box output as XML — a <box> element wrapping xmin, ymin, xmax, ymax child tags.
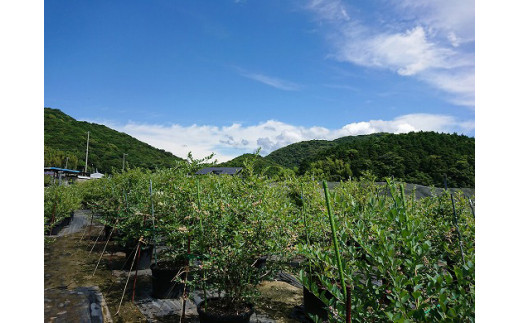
<box><xmin>150</xmin><ymin>260</ymin><xmax>186</xmax><ymax>299</ymax></box>
<box><xmin>46</xmin><ymin>218</ymin><xmax>66</xmax><ymax>235</ymax></box>
<box><xmin>48</xmin><ymin>223</ymin><xmax>61</xmax><ymax>235</ymax></box>
<box><xmin>253</xmin><ymin>255</ymin><xmax>267</xmax><ymax>269</ymax></box>
<box><xmin>63</xmin><ymin>212</ymin><xmax>74</xmax><ymax>226</ymax></box>
<box><xmin>102</xmin><ymin>225</ymin><xmax>117</xmax><ymax>241</ymax></box>
<box><xmin>197</xmin><ymin>298</ymin><xmax>254</xmax><ymax>323</ymax></box>
<box><xmin>123</xmin><ymin>244</ymin><xmax>154</xmax><ymax>270</ymax></box>
<box><xmin>303</xmin><ymin>286</ymin><xmax>332</xmax><ymax>321</ymax></box>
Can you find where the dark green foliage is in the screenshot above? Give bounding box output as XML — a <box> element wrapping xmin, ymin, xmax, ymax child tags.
<box><xmin>44</xmin><ymin>108</ymin><xmax>183</xmax><ymax>173</ymax></box>
<box><xmin>268</xmin><ymin>132</ymin><xmax>475</xmax><ymax>188</ymax></box>
<box><xmin>298</xmin><ymin>179</ymin><xmax>475</xmax><ymax>322</ymax></box>
<box><xmin>266</xmin><ymin>139</ymin><xmax>336</xmax><ymax>168</ymax></box>
<box><xmin>44</xmin><ymin>145</ymin><xmax>80</xmax><ymax>169</ymax></box>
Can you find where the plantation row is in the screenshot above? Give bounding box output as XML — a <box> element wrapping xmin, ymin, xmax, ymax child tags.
<box><xmin>44</xmin><ymin>162</ymin><xmax>475</xmax><ymax>322</ymax></box>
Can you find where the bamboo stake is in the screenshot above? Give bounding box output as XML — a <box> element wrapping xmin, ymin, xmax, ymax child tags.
<box><xmin>467</xmin><ymin>196</ymin><xmax>475</xmax><ymax>217</ymax></box>
<box><xmin>450</xmin><ymin>194</ymin><xmax>466</xmax><ymax>265</ymax></box>
<box><xmin>78</xmin><ymin>207</ymin><xmax>95</xmax><ymax>245</ymax></box>
<box><xmin>91</xmin><ymin>218</ymin><xmax>120</xmax><ymax>277</ymax></box>
<box><xmin>88</xmin><ymin>228</ymin><xmax>104</xmax><ymax>255</ymax></box>
<box><xmin>301</xmin><ymin>183</ymin><xmax>312</xmax><ymax>276</ymax></box>
<box><xmin>323</xmin><ymin>181</ymin><xmax>351</xmax><ymax>323</ymax></box>
<box><xmin>181</xmin><ymin>235</ymin><xmax>191</xmax><ymax>322</ymax></box>
<box><xmin>444</xmin><ymin>174</ymin><xmax>466</xmax><ymax>265</ymax></box>
<box><xmin>149</xmin><ymin>179</ymin><xmax>157</xmax><ymax>266</ymax></box>
<box><xmin>115</xmin><ymin>240</ymin><xmax>141</xmax><ymax>315</ymax></box>
<box><xmin>197</xmin><ymin>180</ymin><xmax>208</xmax><ymax>310</ymax></box>
<box><xmin>301</xmin><ymin>183</ymin><xmax>310</xmax><ymax>247</ymax></box>
<box><xmin>49</xmin><ymin>192</ymin><xmax>58</xmax><ymax>233</ymax></box>
<box><xmin>132</xmin><ymin>242</ymin><xmax>142</xmax><ymax>303</ymax></box>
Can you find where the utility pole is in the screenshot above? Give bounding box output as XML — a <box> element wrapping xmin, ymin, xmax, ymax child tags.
<box><xmin>122</xmin><ymin>153</ymin><xmax>128</xmax><ymax>172</ymax></box>
<box><xmin>65</xmin><ymin>157</ymin><xmax>69</xmax><ymax>169</ymax></box>
<box><xmin>84</xmin><ymin>131</ymin><xmax>90</xmax><ymax>173</ymax></box>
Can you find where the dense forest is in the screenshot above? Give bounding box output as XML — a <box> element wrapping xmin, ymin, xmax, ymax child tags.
<box><xmin>265</xmin><ymin>132</ymin><xmax>474</xmax><ymax>187</ymax></box>
<box><xmin>44</xmin><ymin>108</ymin><xmax>183</xmax><ymax>173</ymax></box>
<box><xmin>265</xmin><ymin>139</ymin><xmax>336</xmax><ymax>169</ymax></box>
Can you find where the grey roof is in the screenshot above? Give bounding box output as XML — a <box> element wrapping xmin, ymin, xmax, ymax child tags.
<box><xmin>195</xmin><ymin>167</ymin><xmax>243</xmax><ymax>175</ymax></box>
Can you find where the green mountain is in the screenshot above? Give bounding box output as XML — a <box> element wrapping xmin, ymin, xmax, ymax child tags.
<box><xmin>266</xmin><ymin>132</ymin><xmax>475</xmax><ymax>187</ymax></box>
<box><xmin>44</xmin><ymin>108</ymin><xmax>183</xmax><ymax>173</ymax></box>
<box><xmin>265</xmin><ymin>133</ymin><xmax>386</xmax><ymax>168</ymax></box>
<box><xmin>265</xmin><ymin>139</ymin><xmax>335</xmax><ymax>169</ymax></box>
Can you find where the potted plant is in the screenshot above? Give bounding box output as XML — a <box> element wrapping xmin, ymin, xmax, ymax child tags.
<box><xmin>148</xmin><ymin>171</ymin><xmax>201</xmax><ymax>299</ymax></box>
<box><xmin>150</xmin><ymin>252</ymin><xmax>189</xmax><ymax>299</ymax></box>
<box><xmin>44</xmin><ymin>184</ymin><xmax>82</xmax><ymax>235</ymax></box>
<box><xmin>150</xmin><ymin>209</ymin><xmax>193</xmax><ymax>299</ymax></box>
<box><xmin>193</xmin><ymin>175</ymin><xmax>291</xmax><ymax>323</ymax></box>
<box><xmin>115</xmin><ymin>209</ymin><xmax>155</xmax><ymax>270</ymax></box>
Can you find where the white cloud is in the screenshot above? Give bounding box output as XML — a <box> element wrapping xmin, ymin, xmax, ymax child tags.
<box><xmin>395</xmin><ymin>0</ymin><xmax>475</xmax><ymax>44</ymax></box>
<box><xmin>239</xmin><ymin>71</ymin><xmax>302</xmax><ymax>91</ymax></box>
<box><xmin>419</xmin><ymin>67</ymin><xmax>475</xmax><ymax>106</ymax></box>
<box><xmin>336</xmin><ymin>26</ymin><xmax>456</xmax><ymax>76</ymax></box>
<box><xmin>93</xmin><ymin>114</ymin><xmax>474</xmax><ymax>162</ymax></box>
<box><xmin>306</xmin><ymin>0</ymin><xmax>475</xmax><ymax>106</ymax></box>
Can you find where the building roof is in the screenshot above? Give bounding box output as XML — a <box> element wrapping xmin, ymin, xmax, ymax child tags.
<box><xmin>194</xmin><ymin>167</ymin><xmax>243</xmax><ymax>175</ymax></box>
<box><xmin>90</xmin><ymin>172</ymin><xmax>104</xmax><ymax>179</ymax></box>
<box><xmin>44</xmin><ymin>167</ymin><xmax>81</xmax><ymax>174</ymax></box>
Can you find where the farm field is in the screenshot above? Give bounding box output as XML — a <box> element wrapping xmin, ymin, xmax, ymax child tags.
<box><xmin>44</xmin><ymin>211</ymin><xmax>306</xmax><ymax>322</ymax></box>
<box><xmin>44</xmin><ymin>164</ymin><xmax>475</xmax><ymax>322</ymax></box>
<box><xmin>40</xmin><ymin>1</ymin><xmax>480</xmax><ymax>321</ymax></box>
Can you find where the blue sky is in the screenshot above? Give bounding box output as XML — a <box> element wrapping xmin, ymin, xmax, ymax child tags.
<box><xmin>45</xmin><ymin>0</ymin><xmax>475</xmax><ymax>161</ymax></box>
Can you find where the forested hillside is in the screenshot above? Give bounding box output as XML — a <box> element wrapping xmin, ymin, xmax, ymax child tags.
<box><xmin>265</xmin><ymin>140</ymin><xmax>335</xmax><ymax>169</ymax></box>
<box><xmin>265</xmin><ymin>133</ymin><xmax>388</xmax><ymax>169</ymax></box>
<box><xmin>44</xmin><ymin>108</ymin><xmax>183</xmax><ymax>173</ymax></box>
<box><xmin>273</xmin><ymin>132</ymin><xmax>474</xmax><ymax>187</ymax></box>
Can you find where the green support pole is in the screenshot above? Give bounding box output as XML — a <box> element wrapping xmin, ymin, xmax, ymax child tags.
<box><xmin>323</xmin><ymin>181</ymin><xmax>350</xmax><ymax>322</ymax></box>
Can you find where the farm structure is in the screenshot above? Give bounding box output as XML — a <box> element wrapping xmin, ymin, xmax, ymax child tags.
<box><xmin>195</xmin><ymin>167</ymin><xmax>242</xmax><ymax>175</ymax></box>
<box><xmin>44</xmin><ymin>167</ymin><xmax>81</xmax><ymax>185</ymax></box>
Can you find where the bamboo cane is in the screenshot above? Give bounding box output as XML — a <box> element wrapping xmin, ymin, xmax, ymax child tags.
<box><xmin>323</xmin><ymin>181</ymin><xmax>351</xmax><ymax>323</ymax></box>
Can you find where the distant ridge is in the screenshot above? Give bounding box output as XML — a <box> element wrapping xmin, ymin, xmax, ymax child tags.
<box><xmin>44</xmin><ymin>108</ymin><xmax>183</xmax><ymax>173</ymax></box>
<box><xmin>265</xmin><ymin>133</ymin><xmax>385</xmax><ymax>169</ymax></box>
<box><xmin>264</xmin><ymin>132</ymin><xmax>474</xmax><ymax>187</ymax></box>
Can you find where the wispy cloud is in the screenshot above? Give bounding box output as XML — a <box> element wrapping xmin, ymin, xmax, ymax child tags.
<box><xmin>307</xmin><ymin>0</ymin><xmax>349</xmax><ymax>22</ymax></box>
<box><xmin>88</xmin><ymin>114</ymin><xmax>474</xmax><ymax>162</ymax></box>
<box><xmin>238</xmin><ymin>70</ymin><xmax>302</xmax><ymax>91</ymax></box>
<box><xmin>305</xmin><ymin>0</ymin><xmax>475</xmax><ymax>107</ymax></box>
